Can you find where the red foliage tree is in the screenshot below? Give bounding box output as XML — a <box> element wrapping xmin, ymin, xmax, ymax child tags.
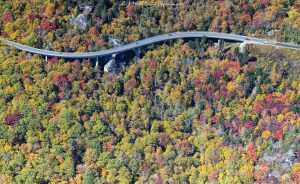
<box><xmin>244</xmin><ymin>120</ymin><xmax>254</xmax><ymax>131</ymax></box>
<box><xmin>4</xmin><ymin>114</ymin><xmax>21</xmax><ymax>126</ymax></box>
<box><xmin>85</xmin><ymin>35</ymin><xmax>91</xmax><ymax>47</ymax></box>
<box><xmin>275</xmin><ymin>129</ymin><xmax>283</xmax><ymax>140</ymax></box>
<box><xmin>240</xmin><ymin>13</ymin><xmax>252</xmax><ymax>25</ymax></box>
<box><xmin>56</xmin><ymin>76</ymin><xmax>69</xmax><ymax>93</ymax></box>
<box><xmin>67</xmin><ymin>73</ymin><xmax>76</xmax><ymax>82</ymax></box>
<box><xmin>103</xmin><ymin>143</ymin><xmax>112</xmax><ymax>152</ymax></box>
<box><xmin>71</xmin><ymin>60</ymin><xmax>81</xmax><ymax>68</ymax></box>
<box><xmin>208</xmin><ymin>171</ymin><xmax>219</xmax><ymax>182</ymax></box>
<box><xmin>48</xmin><ymin>57</ymin><xmax>59</xmax><ymax>64</ymax></box>
<box><xmin>253</xmin><ymin>102</ymin><xmax>263</xmax><ymax>114</ymax></box>
<box><xmin>89</xmin><ymin>26</ymin><xmax>98</xmax><ymax>35</ymax></box>
<box><xmin>194</xmin><ymin>76</ymin><xmax>201</xmax><ymax>86</ymax></box>
<box><xmin>154</xmin><ymin>175</ymin><xmax>163</xmax><ymax>184</ymax></box>
<box><xmin>212</xmin><ymin>70</ymin><xmax>223</xmax><ymax>78</ymax></box>
<box><xmin>141</xmin><ymin>162</ymin><xmax>149</xmax><ymax>175</ymax></box>
<box><xmin>2</xmin><ymin>11</ymin><xmax>13</xmax><ymax>25</ymax></box>
<box><xmin>81</xmin><ymin>114</ymin><xmax>90</xmax><ymax>122</ymax></box>
<box><xmin>292</xmin><ymin>173</ymin><xmax>300</xmax><ymax>183</ymax></box>
<box><xmin>126</xmin><ymin>5</ymin><xmax>137</xmax><ymax>19</ymax></box>
<box><xmin>155</xmin><ymin>152</ymin><xmax>164</xmax><ymax>169</ymax></box>
<box><xmin>194</xmin><ymin>91</ymin><xmax>201</xmax><ymax>103</ymax></box>
<box><xmin>41</xmin><ymin>18</ymin><xmax>56</xmax><ymax>31</ymax></box>
<box><xmin>246</xmin><ymin>143</ymin><xmax>257</xmax><ymax>162</ymax></box>
<box><xmin>159</xmin><ymin>132</ymin><xmax>170</xmax><ymax>147</ymax></box>
<box><xmin>149</xmin><ymin>60</ymin><xmax>158</xmax><ymax>69</ymax></box>
<box><xmin>175</xmin><ymin>140</ymin><xmax>194</xmax><ymax>155</ymax></box>
<box><xmin>23</xmin><ymin>73</ymin><xmax>31</xmax><ymax>79</ymax></box>
<box><xmin>266</xmin><ymin>94</ymin><xmax>273</xmax><ymax>102</ymax></box>
<box><xmin>125</xmin><ymin>77</ymin><xmax>138</xmax><ymax>95</ymax></box>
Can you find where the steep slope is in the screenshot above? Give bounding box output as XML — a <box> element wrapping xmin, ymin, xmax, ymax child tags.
<box><xmin>1</xmin><ymin>0</ymin><xmax>300</xmax><ymax>52</ymax></box>
<box><xmin>0</xmin><ymin>41</ymin><xmax>299</xmax><ymax>183</ymax></box>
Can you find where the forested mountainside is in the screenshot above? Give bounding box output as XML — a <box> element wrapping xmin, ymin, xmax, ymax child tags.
<box><xmin>0</xmin><ymin>40</ymin><xmax>299</xmax><ymax>183</ymax></box>
<box><xmin>1</xmin><ymin>0</ymin><xmax>300</xmax><ymax>183</ymax></box>
<box><xmin>0</xmin><ymin>0</ymin><xmax>300</xmax><ymax>52</ymax></box>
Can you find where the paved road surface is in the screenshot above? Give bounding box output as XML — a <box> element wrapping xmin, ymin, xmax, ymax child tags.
<box><xmin>1</xmin><ymin>32</ymin><xmax>299</xmax><ymax>59</ymax></box>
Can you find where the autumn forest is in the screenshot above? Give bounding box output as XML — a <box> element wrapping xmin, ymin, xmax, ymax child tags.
<box><xmin>0</xmin><ymin>0</ymin><xmax>300</xmax><ymax>183</ymax></box>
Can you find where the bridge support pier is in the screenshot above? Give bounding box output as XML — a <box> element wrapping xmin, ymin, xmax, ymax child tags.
<box><xmin>45</xmin><ymin>56</ymin><xmax>48</xmax><ymax>62</ymax></box>
<box><xmin>95</xmin><ymin>57</ymin><xmax>99</xmax><ymax>68</ymax></box>
<box><xmin>135</xmin><ymin>47</ymin><xmax>141</xmax><ymax>59</ymax></box>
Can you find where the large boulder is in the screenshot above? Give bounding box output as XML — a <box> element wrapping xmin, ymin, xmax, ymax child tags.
<box><xmin>71</xmin><ymin>6</ymin><xmax>93</xmax><ymax>30</ymax></box>
<box><xmin>73</xmin><ymin>14</ymin><xmax>88</xmax><ymax>30</ymax></box>
<box><xmin>109</xmin><ymin>37</ymin><xmax>123</xmax><ymax>47</ymax></box>
<box><xmin>104</xmin><ymin>59</ymin><xmax>117</xmax><ymax>73</ymax></box>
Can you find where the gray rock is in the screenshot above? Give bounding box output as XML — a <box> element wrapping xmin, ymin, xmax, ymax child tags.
<box><xmin>281</xmin><ymin>150</ymin><xmax>295</xmax><ymax>162</ymax></box>
<box><xmin>255</xmin><ymin>164</ymin><xmax>260</xmax><ymax>170</ymax></box>
<box><xmin>71</xmin><ymin>6</ymin><xmax>93</xmax><ymax>30</ymax></box>
<box><xmin>263</xmin><ymin>153</ymin><xmax>280</xmax><ymax>162</ymax></box>
<box><xmin>104</xmin><ymin>59</ymin><xmax>117</xmax><ymax>73</ymax></box>
<box><xmin>268</xmin><ymin>30</ymin><xmax>274</xmax><ymax>37</ymax></box>
<box><xmin>270</xmin><ymin>171</ymin><xmax>281</xmax><ymax>179</ymax></box>
<box><xmin>109</xmin><ymin>37</ymin><xmax>123</xmax><ymax>47</ymax></box>
<box><xmin>251</xmin><ymin>87</ymin><xmax>257</xmax><ymax>96</ymax></box>
<box><xmin>26</xmin><ymin>53</ymin><xmax>32</xmax><ymax>59</ymax></box>
<box><xmin>272</xmin><ymin>141</ymin><xmax>282</xmax><ymax>149</ymax></box>
<box><xmin>79</xmin><ymin>5</ymin><xmax>93</xmax><ymax>12</ymax></box>
<box><xmin>32</xmin><ymin>142</ymin><xmax>41</xmax><ymax>152</ymax></box>
<box><xmin>73</xmin><ymin>14</ymin><xmax>88</xmax><ymax>30</ymax></box>
<box><xmin>281</xmin><ymin>162</ymin><xmax>291</xmax><ymax>172</ymax></box>
<box><xmin>45</xmin><ymin>43</ymin><xmax>53</xmax><ymax>51</ymax></box>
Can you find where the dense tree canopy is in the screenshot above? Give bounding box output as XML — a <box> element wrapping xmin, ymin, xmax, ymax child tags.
<box><xmin>0</xmin><ymin>0</ymin><xmax>300</xmax><ymax>52</ymax></box>
<box><xmin>0</xmin><ymin>0</ymin><xmax>300</xmax><ymax>183</ymax></box>
<box><xmin>0</xmin><ymin>39</ymin><xmax>299</xmax><ymax>183</ymax></box>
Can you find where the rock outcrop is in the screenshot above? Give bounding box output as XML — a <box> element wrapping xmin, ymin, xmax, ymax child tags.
<box><xmin>109</xmin><ymin>37</ymin><xmax>123</xmax><ymax>47</ymax></box>
<box><xmin>70</xmin><ymin>6</ymin><xmax>93</xmax><ymax>30</ymax></box>
<box><xmin>104</xmin><ymin>59</ymin><xmax>117</xmax><ymax>73</ymax></box>
<box><xmin>73</xmin><ymin>14</ymin><xmax>88</xmax><ymax>30</ymax></box>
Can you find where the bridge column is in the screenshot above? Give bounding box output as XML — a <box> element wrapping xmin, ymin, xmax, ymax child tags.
<box><xmin>45</xmin><ymin>56</ymin><xmax>48</xmax><ymax>62</ymax></box>
<box><xmin>95</xmin><ymin>57</ymin><xmax>99</xmax><ymax>68</ymax></box>
<box><xmin>135</xmin><ymin>47</ymin><xmax>141</xmax><ymax>59</ymax></box>
<box><xmin>239</xmin><ymin>42</ymin><xmax>247</xmax><ymax>53</ymax></box>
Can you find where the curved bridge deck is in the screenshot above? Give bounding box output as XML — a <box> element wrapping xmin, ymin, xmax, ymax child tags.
<box><xmin>1</xmin><ymin>32</ymin><xmax>300</xmax><ymax>59</ymax></box>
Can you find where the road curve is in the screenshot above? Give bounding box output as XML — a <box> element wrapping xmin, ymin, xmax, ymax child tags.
<box><xmin>1</xmin><ymin>32</ymin><xmax>300</xmax><ymax>59</ymax></box>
